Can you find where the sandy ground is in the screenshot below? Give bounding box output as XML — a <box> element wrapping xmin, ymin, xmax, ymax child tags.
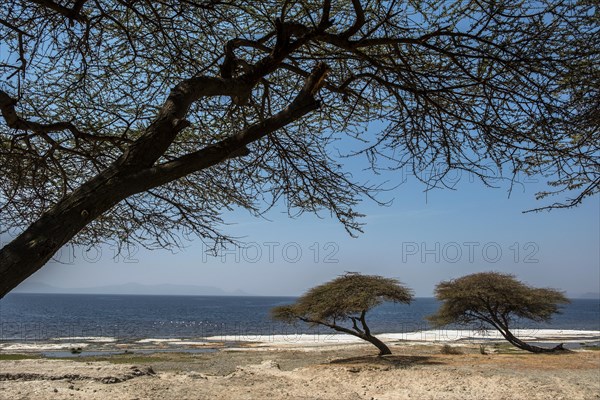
<box><xmin>1</xmin><ymin>342</ymin><xmax>599</xmax><ymax>400</ymax></box>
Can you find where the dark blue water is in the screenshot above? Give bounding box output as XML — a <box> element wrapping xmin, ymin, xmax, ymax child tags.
<box><xmin>0</xmin><ymin>294</ymin><xmax>598</xmax><ymax>341</ymax></box>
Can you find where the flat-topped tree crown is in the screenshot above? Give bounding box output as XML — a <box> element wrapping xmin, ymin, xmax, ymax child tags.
<box><xmin>272</xmin><ymin>273</ymin><xmax>413</xmax><ymax>355</ymax></box>
<box><xmin>428</xmin><ymin>272</ymin><xmax>570</xmax><ymax>353</ymax></box>
<box><xmin>294</xmin><ymin>272</ymin><xmax>413</xmax><ymax>320</ymax></box>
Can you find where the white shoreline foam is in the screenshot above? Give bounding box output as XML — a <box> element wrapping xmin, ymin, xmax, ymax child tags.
<box><xmin>0</xmin><ymin>343</ymin><xmax>90</xmax><ymax>351</ymax></box>
<box><xmin>51</xmin><ymin>336</ymin><xmax>117</xmax><ymax>343</ymax></box>
<box><xmin>204</xmin><ymin>329</ymin><xmax>600</xmax><ymax>346</ymax></box>
<box><xmin>169</xmin><ymin>341</ymin><xmax>214</xmax><ymax>346</ymax></box>
<box><xmin>136</xmin><ymin>338</ymin><xmax>182</xmax><ymax>343</ymax></box>
<box><xmin>1</xmin><ymin>329</ymin><xmax>597</xmax><ymax>350</ymax></box>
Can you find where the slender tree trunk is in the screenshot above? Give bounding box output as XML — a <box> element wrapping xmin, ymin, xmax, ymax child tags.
<box><xmin>488</xmin><ymin>316</ymin><xmax>566</xmax><ymax>353</ymax></box>
<box><xmin>501</xmin><ymin>328</ymin><xmax>565</xmax><ymax>353</ymax></box>
<box><xmin>324</xmin><ymin>321</ymin><xmax>392</xmax><ymax>356</ymax></box>
<box><xmin>363</xmin><ymin>334</ymin><xmax>392</xmax><ymax>355</ymax></box>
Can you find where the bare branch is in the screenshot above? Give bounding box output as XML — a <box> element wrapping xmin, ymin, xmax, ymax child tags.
<box><xmin>341</xmin><ymin>0</ymin><xmax>365</xmax><ymax>38</ymax></box>
<box><xmin>0</xmin><ymin>90</ymin><xmax>130</xmax><ymax>144</ymax></box>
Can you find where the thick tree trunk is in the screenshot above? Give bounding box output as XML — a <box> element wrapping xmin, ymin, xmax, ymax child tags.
<box><xmin>0</xmin><ymin>166</ymin><xmax>140</xmax><ymax>298</ymax></box>
<box><xmin>0</xmin><ymin>159</ymin><xmax>222</xmax><ymax>297</ymax></box>
<box><xmin>0</xmin><ymin>64</ymin><xmax>327</xmax><ymax>299</ymax></box>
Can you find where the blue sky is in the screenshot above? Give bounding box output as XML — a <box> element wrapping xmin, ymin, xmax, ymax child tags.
<box><xmin>13</xmin><ymin>159</ymin><xmax>599</xmax><ymax>297</ymax></box>
<box><xmin>1</xmin><ymin>4</ymin><xmax>597</xmax><ymax>299</ymax></box>
<box><xmin>0</xmin><ymin>4</ymin><xmax>597</xmax><ymax>301</ymax></box>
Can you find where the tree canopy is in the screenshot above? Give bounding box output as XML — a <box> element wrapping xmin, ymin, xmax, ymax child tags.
<box><xmin>0</xmin><ymin>1</ymin><xmax>598</xmax><ymax>297</ymax></box>
<box><xmin>427</xmin><ymin>272</ymin><xmax>570</xmax><ymax>353</ymax></box>
<box><xmin>272</xmin><ymin>272</ymin><xmax>413</xmax><ymax>355</ymax></box>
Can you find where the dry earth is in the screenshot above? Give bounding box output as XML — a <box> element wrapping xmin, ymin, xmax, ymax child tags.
<box><xmin>1</xmin><ymin>344</ymin><xmax>599</xmax><ymax>400</ymax></box>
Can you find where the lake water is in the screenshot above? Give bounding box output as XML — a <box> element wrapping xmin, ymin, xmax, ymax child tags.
<box><xmin>0</xmin><ymin>294</ymin><xmax>598</xmax><ymax>341</ymax></box>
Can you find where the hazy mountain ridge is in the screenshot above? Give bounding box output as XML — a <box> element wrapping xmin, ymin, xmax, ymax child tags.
<box><xmin>12</xmin><ymin>281</ymin><xmax>251</xmax><ymax>296</ymax></box>
<box><xmin>11</xmin><ymin>282</ymin><xmax>599</xmax><ymax>299</ymax></box>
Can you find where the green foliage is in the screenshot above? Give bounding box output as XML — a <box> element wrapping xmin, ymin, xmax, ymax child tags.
<box><xmin>428</xmin><ymin>272</ymin><xmax>569</xmax><ymax>328</ymax></box>
<box><xmin>272</xmin><ymin>273</ymin><xmax>413</xmax><ymax>324</ymax></box>
<box><xmin>270</xmin><ymin>305</ymin><xmax>298</xmax><ymax>324</ymax></box>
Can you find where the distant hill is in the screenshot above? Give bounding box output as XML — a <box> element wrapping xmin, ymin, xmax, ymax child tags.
<box><xmin>12</xmin><ymin>281</ymin><xmax>251</xmax><ymax>296</ymax></box>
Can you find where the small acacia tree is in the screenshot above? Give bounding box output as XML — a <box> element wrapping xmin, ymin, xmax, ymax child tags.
<box><xmin>271</xmin><ymin>273</ymin><xmax>413</xmax><ymax>355</ymax></box>
<box><xmin>427</xmin><ymin>272</ymin><xmax>570</xmax><ymax>353</ymax></box>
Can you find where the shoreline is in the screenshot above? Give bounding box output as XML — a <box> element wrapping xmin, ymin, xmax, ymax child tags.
<box><xmin>2</xmin><ymin>328</ymin><xmax>598</xmax><ymax>355</ymax></box>
<box><xmin>1</xmin><ymin>335</ymin><xmax>599</xmax><ymax>400</ymax></box>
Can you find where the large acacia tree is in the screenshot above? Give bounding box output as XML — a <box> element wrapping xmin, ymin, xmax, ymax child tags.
<box><xmin>0</xmin><ymin>1</ymin><xmax>598</xmax><ymax>297</ymax></box>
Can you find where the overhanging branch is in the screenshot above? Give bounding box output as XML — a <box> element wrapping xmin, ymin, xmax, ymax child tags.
<box><xmin>27</xmin><ymin>0</ymin><xmax>88</xmax><ymax>23</ymax></box>
<box><xmin>0</xmin><ymin>90</ymin><xmax>129</xmax><ymax>144</ymax></box>
<box><xmin>341</xmin><ymin>0</ymin><xmax>365</xmax><ymax>38</ymax></box>
<box><xmin>127</xmin><ymin>63</ymin><xmax>330</xmax><ymax>191</ymax></box>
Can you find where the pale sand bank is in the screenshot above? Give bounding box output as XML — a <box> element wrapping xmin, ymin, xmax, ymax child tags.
<box><xmin>1</xmin><ymin>342</ymin><xmax>599</xmax><ymax>400</ymax></box>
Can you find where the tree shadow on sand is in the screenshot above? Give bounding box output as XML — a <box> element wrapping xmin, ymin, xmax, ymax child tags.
<box><xmin>328</xmin><ymin>355</ymin><xmax>443</xmax><ymax>369</ymax></box>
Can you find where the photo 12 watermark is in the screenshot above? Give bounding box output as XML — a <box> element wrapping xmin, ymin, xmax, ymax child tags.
<box><xmin>200</xmin><ymin>241</ymin><xmax>340</xmax><ymax>264</ymax></box>
<box><xmin>399</xmin><ymin>161</ymin><xmax>540</xmax><ymax>189</ymax></box>
<box><xmin>401</xmin><ymin>241</ymin><xmax>540</xmax><ymax>264</ymax></box>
